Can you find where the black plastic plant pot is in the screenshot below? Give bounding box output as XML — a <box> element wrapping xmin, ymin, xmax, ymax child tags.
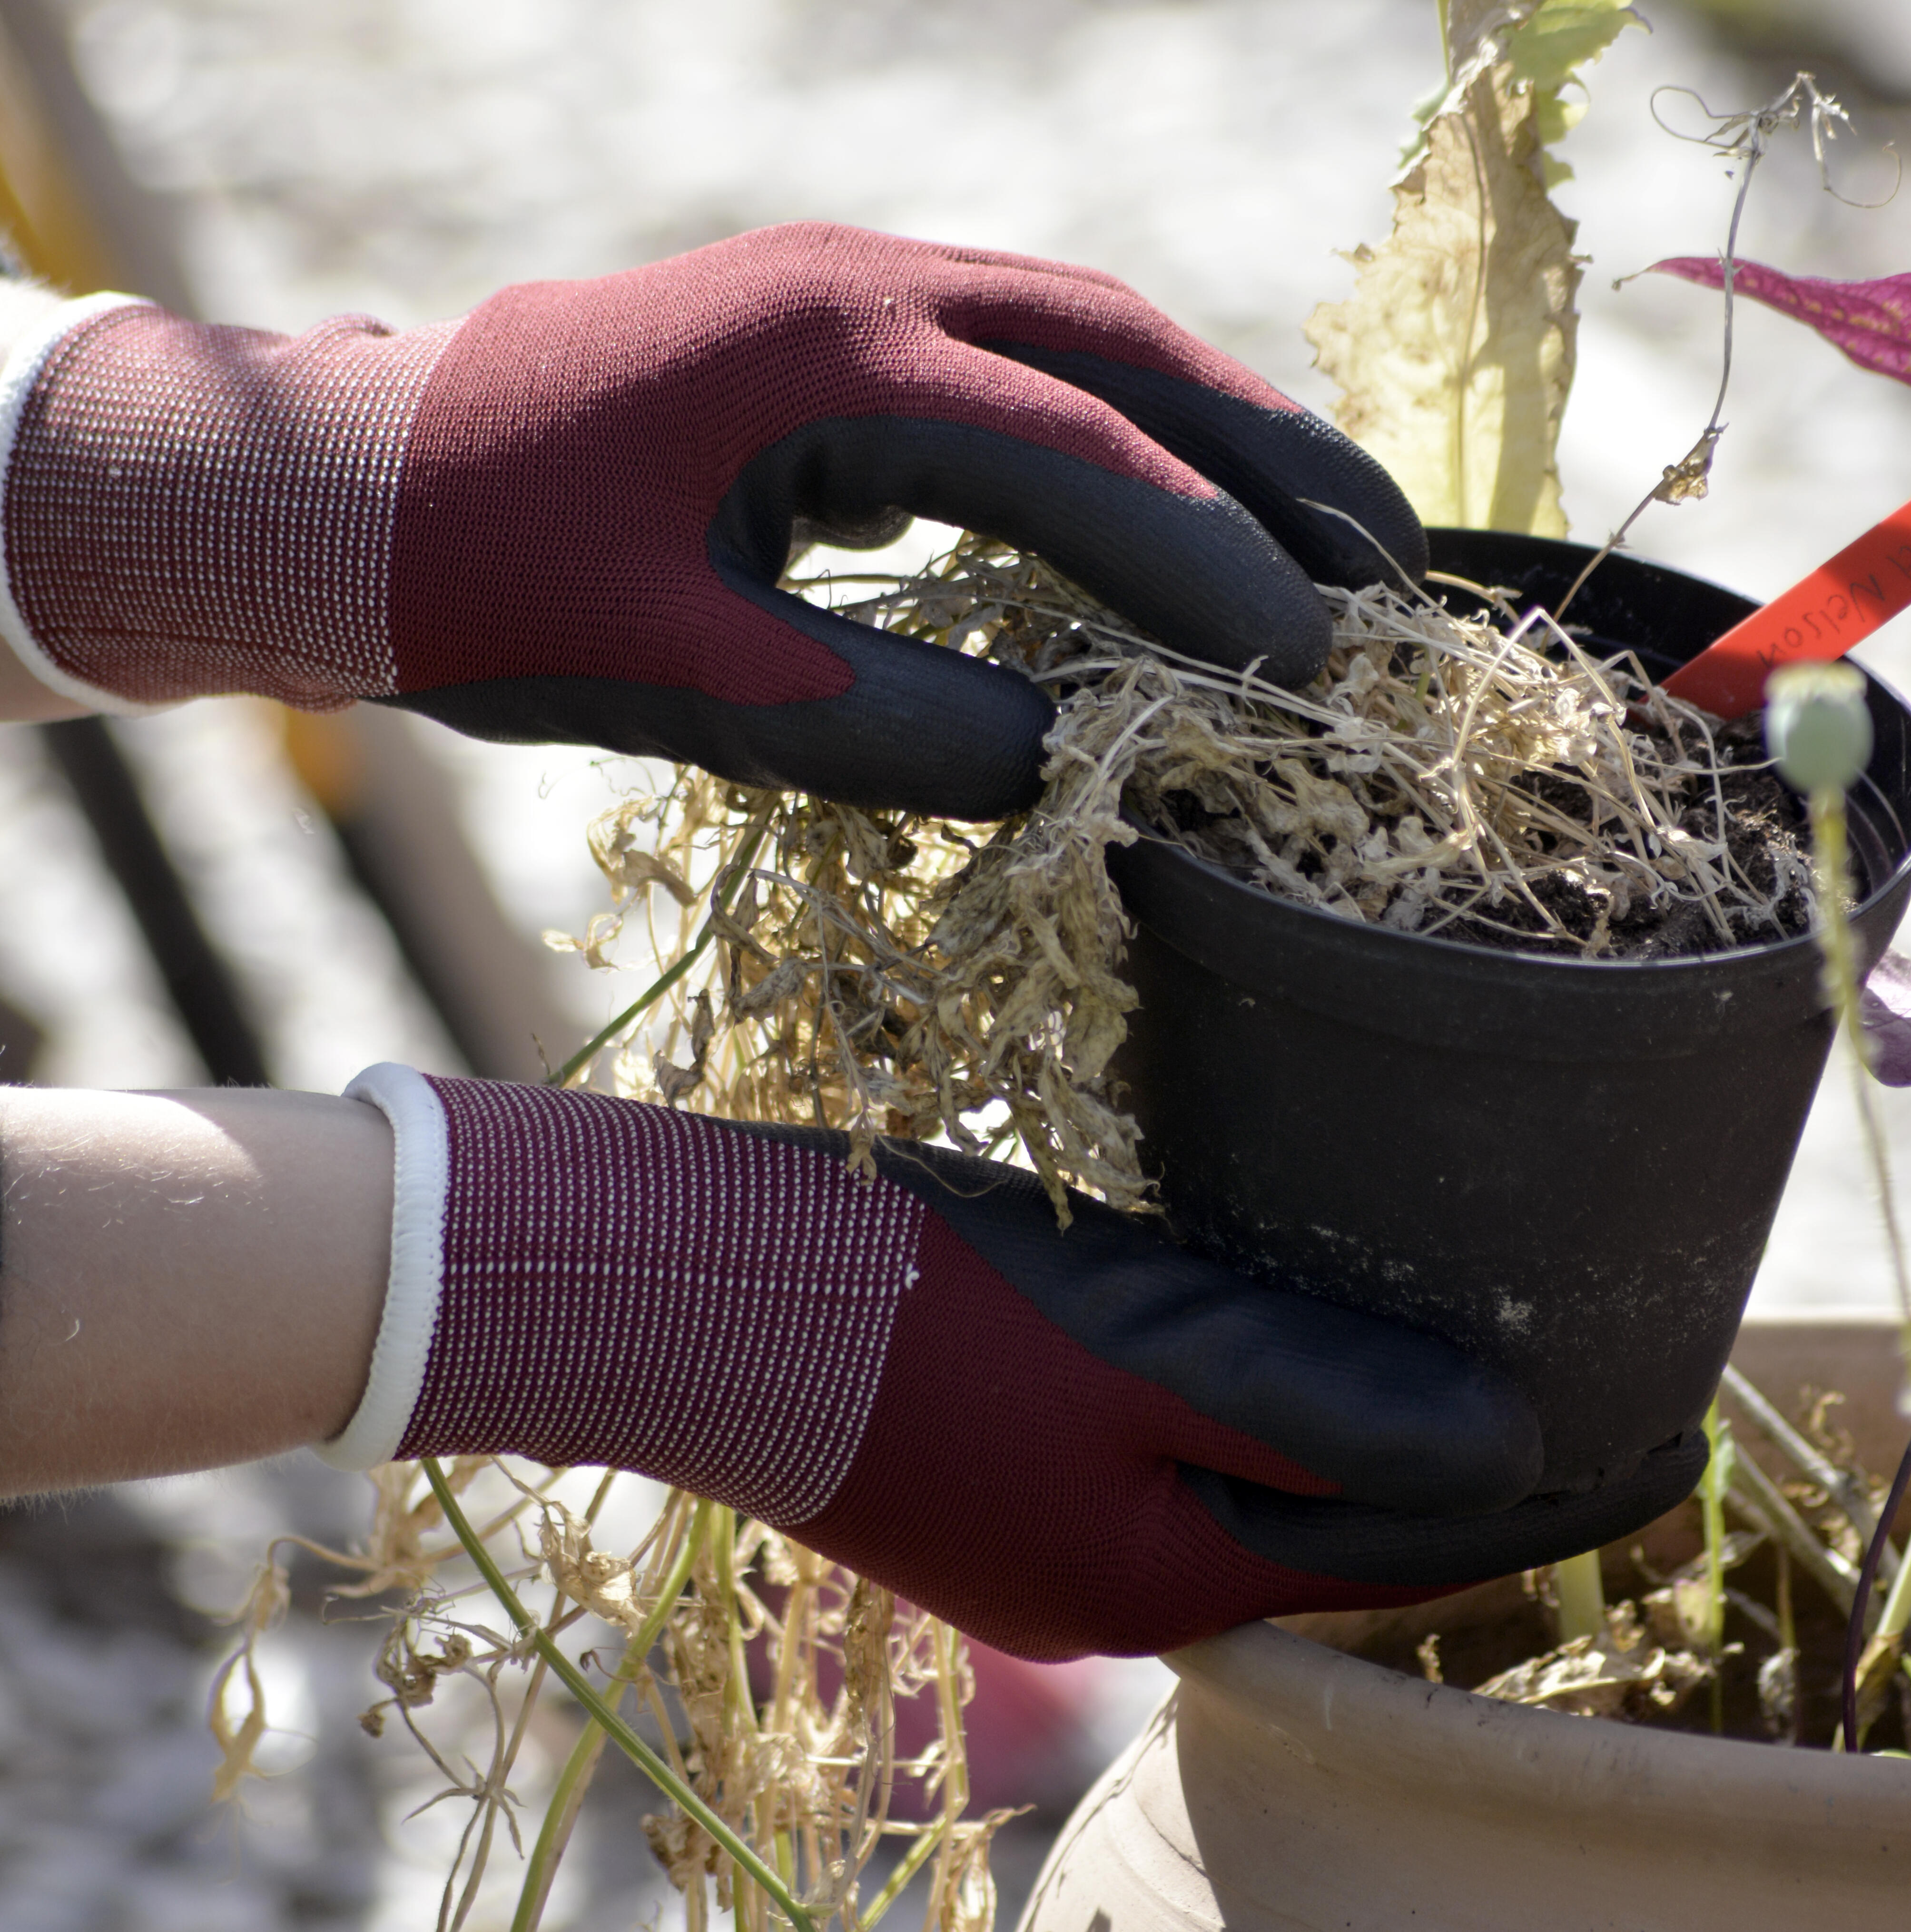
<box><xmin>1106</xmin><ymin>529</ymin><xmax>1911</xmax><ymax>1495</ymax></box>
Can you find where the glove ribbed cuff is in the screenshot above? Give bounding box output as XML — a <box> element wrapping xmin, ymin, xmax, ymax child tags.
<box><xmin>0</xmin><ymin>289</ymin><xmax>159</xmax><ymax>715</ymax></box>
<box><xmin>0</xmin><ymin>301</ymin><xmax>458</xmax><ymax>710</ymax></box>
<box><xmin>319</xmin><ymin>1067</ymin><xmax>927</xmax><ymax>1526</ymax></box>
<box><xmin>320</xmin><ymin>1063</ymin><xmax>452</xmax><ymax>1469</ymax></box>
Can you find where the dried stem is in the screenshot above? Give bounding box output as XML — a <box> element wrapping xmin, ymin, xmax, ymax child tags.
<box><xmin>421</xmin><ymin>1460</ymin><xmax>818</xmax><ymax>1932</ymax></box>
<box><xmin>1560</xmin><ymin>73</ymin><xmax>1868</xmax><ymax>619</ymax></box>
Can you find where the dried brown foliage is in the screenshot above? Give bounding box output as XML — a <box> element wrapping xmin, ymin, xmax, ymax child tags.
<box><xmin>567</xmin><ymin>535</ymin><xmax>1810</xmax><ymax>1222</ymax></box>
<box><xmin>1474</xmin><ymin>1598</ymin><xmax>1713</xmax><ymax>1720</ymax></box>
<box><xmin>217</xmin><ymin>1461</ymin><xmax>991</xmax><ymax>1930</ymax></box>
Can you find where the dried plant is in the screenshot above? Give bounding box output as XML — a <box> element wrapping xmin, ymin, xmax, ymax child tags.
<box><xmin>560</xmin><ymin>533</ymin><xmax>1812</xmax><ymax>1225</ymax></box>
<box><xmin>1472</xmin><ymin>1598</ymin><xmax>1714</xmax><ymax>1721</ymax></box>
<box><xmin>214</xmin><ymin>1457</ymin><xmax>1003</xmax><ymax>1931</ymax></box>
<box><xmin>1428</xmin><ymin>1363</ymin><xmax>1911</xmax><ymax>1755</ymax></box>
<box><xmin>214</xmin><ymin>533</ymin><xmax>1833</xmax><ymax>1924</ymax></box>
<box><xmin>1305</xmin><ymin>0</ymin><xmax>1645</xmax><ymax>540</ymax></box>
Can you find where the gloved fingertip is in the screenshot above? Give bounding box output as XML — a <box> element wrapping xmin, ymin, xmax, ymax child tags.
<box><xmin>1349</xmin><ymin>1360</ymin><xmax>1545</xmax><ymax>1518</ymax></box>
<box><xmin>755</xmin><ymin>589</ymin><xmax>1056</xmax><ymax>819</ymax></box>
<box><xmin>1285</xmin><ymin>478</ymin><xmax>1430</xmax><ymax>596</ymax></box>
<box><xmin>1048</xmin><ymin>488</ymin><xmax>1339</xmax><ymax>688</ymax></box>
<box><xmin>978</xmin><ymin>342</ymin><xmax>1427</xmax><ymax>600</ymax></box>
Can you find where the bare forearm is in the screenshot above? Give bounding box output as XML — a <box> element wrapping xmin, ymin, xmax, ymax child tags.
<box><xmin>0</xmin><ymin>1087</ymin><xmax>391</xmax><ymax>1494</ymax></box>
<box><xmin>0</xmin><ymin>643</ymin><xmax>90</xmax><ymax>720</ymax></box>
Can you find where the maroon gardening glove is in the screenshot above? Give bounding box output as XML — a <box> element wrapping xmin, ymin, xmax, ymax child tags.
<box><xmin>328</xmin><ymin>1068</ymin><xmax>1706</xmax><ymax>1662</ymax></box>
<box><xmin>0</xmin><ymin>225</ymin><xmax>1421</xmax><ymax>819</ymax></box>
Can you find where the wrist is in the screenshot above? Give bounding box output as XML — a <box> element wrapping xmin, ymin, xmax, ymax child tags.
<box><xmin>319</xmin><ymin>1063</ymin><xmax>451</xmax><ymax>1470</ymax></box>
<box><xmin>0</xmin><ymin>300</ymin><xmax>458</xmax><ymax>713</ymax></box>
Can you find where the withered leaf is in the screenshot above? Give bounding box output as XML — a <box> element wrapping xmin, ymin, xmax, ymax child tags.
<box><xmin>1475</xmin><ymin>1600</ymin><xmax>1711</xmax><ymax>1719</ymax></box>
<box><xmin>732</xmin><ymin>955</ymin><xmax>813</xmax><ymax>1019</ymax></box>
<box><xmin>653</xmin><ymin>989</ymin><xmax>715</xmax><ymax>1105</ymax></box>
<box><xmin>1306</xmin><ymin>0</ymin><xmax>1641</xmax><ymax>537</ymax></box>
<box><xmin>589</xmin><ymin>803</ymin><xmax>698</xmax><ymax>906</ymax></box>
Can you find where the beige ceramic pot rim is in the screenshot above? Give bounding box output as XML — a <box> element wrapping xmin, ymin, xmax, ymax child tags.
<box><xmin>1165</xmin><ymin>1616</ymin><xmax>1911</xmax><ymax>1836</ymax></box>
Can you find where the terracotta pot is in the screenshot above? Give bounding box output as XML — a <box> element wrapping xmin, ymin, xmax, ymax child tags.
<box><xmin>1017</xmin><ymin>1319</ymin><xmax>1911</xmax><ymax>1930</ymax></box>
<box><xmin>1019</xmin><ymin>1617</ymin><xmax>1911</xmax><ymax>1931</ymax></box>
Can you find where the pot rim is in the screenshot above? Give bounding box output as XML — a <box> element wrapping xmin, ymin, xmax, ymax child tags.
<box><xmin>1163</xmin><ymin>1617</ymin><xmax>1911</xmax><ymax>1823</ymax></box>
<box><xmin>1110</xmin><ymin>524</ymin><xmax>1911</xmax><ymax>984</ymax></box>
<box><xmin>1109</xmin><ymin>786</ymin><xmax>1911</xmax><ymax>1054</ymax></box>
<box><xmin>1114</xmin><ymin>757</ymin><xmax>1911</xmax><ymax>980</ymax></box>
<box><xmin>1113</xmin><ymin>780</ymin><xmax>1909</xmax><ymax>981</ymax></box>
<box><xmin>1106</xmin><ymin>534</ymin><xmax>1911</xmax><ymax>1052</ymax></box>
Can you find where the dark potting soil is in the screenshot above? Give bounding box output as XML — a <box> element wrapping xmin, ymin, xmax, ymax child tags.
<box><xmin>1142</xmin><ymin>715</ymin><xmax>1818</xmax><ymax>962</ymax></box>
<box><xmin>1478</xmin><ymin>717</ymin><xmax>1814</xmax><ymax>960</ymax></box>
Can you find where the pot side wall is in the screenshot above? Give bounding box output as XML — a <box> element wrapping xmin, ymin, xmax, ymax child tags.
<box><xmin>1120</xmin><ymin>918</ymin><xmax>1833</xmax><ymax>1491</ymax></box>
<box><xmin>1107</xmin><ymin>532</ymin><xmax>1911</xmax><ymax>1496</ymax></box>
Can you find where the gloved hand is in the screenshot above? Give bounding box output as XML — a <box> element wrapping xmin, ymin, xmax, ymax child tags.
<box><xmin>331</xmin><ymin>1068</ymin><xmax>1703</xmax><ymax>1661</ymax></box>
<box><xmin>0</xmin><ymin>224</ymin><xmax>1422</xmax><ymax>819</ymax></box>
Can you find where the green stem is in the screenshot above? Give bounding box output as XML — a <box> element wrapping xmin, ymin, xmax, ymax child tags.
<box><xmin>709</xmin><ymin>1508</ymin><xmax>768</xmax><ymax>1930</ymax></box>
<box><xmin>510</xmin><ymin>1500</ymin><xmax>713</xmax><ymax>1932</ymax></box>
<box><xmin>1810</xmin><ymin>788</ymin><xmax>1911</xmax><ymax>1387</ymax></box>
<box><xmin>1802</xmin><ymin>776</ymin><xmax>1911</xmax><ymax>1750</ymax></box>
<box><xmin>1875</xmin><ymin>1528</ymin><xmax>1911</xmax><ymax>1647</ymax></box>
<box><xmin>1552</xmin><ymin>1550</ymin><xmax>1606</xmax><ymax>1645</ymax></box>
<box><xmin>1859</xmin><ymin>1469</ymin><xmax>1911</xmax><ymax>1740</ymax></box>
<box><xmin>857</xmin><ymin>1822</ymin><xmax>949</xmax><ymax>1929</ymax></box>
<box><xmin>925</xmin><ymin>1620</ymin><xmax>969</xmax><ymax>1926</ymax></box>
<box><xmin>547</xmin><ymin>813</ymin><xmax>771</xmax><ymax>1089</ymax></box>
<box><xmin>422</xmin><ymin>1463</ymin><xmax>812</xmax><ymax>1932</ymax></box>
<box><xmin>1701</xmin><ymin>1394</ymin><xmax>1732</xmax><ymax>1733</ymax></box>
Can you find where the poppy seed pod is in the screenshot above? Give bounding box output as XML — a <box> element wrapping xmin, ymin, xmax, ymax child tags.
<box><xmin>1765</xmin><ymin>660</ymin><xmax>1873</xmax><ymax>795</ymax></box>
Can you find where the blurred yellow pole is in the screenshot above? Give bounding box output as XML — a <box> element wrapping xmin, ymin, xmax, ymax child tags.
<box><xmin>0</xmin><ymin>10</ymin><xmax>124</xmax><ymax>289</ymax></box>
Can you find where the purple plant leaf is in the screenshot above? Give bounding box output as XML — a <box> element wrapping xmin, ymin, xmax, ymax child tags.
<box><xmin>1862</xmin><ymin>950</ymin><xmax>1911</xmax><ymax>1084</ymax></box>
<box><xmin>1650</xmin><ymin>256</ymin><xmax>1911</xmax><ymax>386</ymax></box>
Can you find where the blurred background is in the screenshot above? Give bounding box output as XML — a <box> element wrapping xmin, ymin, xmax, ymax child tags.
<box><xmin>0</xmin><ymin>0</ymin><xmax>1910</xmax><ymax>1924</ymax></box>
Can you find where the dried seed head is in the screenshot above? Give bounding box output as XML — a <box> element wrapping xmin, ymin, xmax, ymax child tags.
<box><xmin>1765</xmin><ymin>660</ymin><xmax>1872</xmax><ymax>796</ymax></box>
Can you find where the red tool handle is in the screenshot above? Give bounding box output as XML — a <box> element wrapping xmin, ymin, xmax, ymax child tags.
<box><xmin>1660</xmin><ymin>497</ymin><xmax>1911</xmax><ymax>718</ymax></box>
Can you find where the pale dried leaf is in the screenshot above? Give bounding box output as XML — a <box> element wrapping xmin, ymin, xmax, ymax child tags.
<box><xmin>1758</xmin><ymin>1644</ymin><xmax>1799</xmax><ymax>1740</ymax></box>
<box><xmin>208</xmin><ymin>1560</ymin><xmax>291</xmax><ymax>1804</ymax></box>
<box><xmin>540</xmin><ymin>1502</ymin><xmax>652</xmax><ymax>1636</ymax></box>
<box><xmin>1306</xmin><ymin>64</ymin><xmax>1579</xmax><ymax>535</ymax></box>
<box><xmin>652</xmin><ymin>988</ymin><xmax>714</xmax><ymax>1105</ymax></box>
<box><xmin>1308</xmin><ymin>0</ymin><xmax>1637</xmax><ymax>534</ymax></box>
<box><xmin>590</xmin><ymin>802</ymin><xmax>698</xmax><ymax>905</ymax></box>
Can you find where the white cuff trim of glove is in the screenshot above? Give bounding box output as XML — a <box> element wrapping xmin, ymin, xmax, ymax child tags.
<box><xmin>319</xmin><ymin>1063</ymin><xmax>452</xmax><ymax>1471</ymax></box>
<box><xmin>0</xmin><ymin>287</ymin><xmax>168</xmax><ymax>717</ymax></box>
